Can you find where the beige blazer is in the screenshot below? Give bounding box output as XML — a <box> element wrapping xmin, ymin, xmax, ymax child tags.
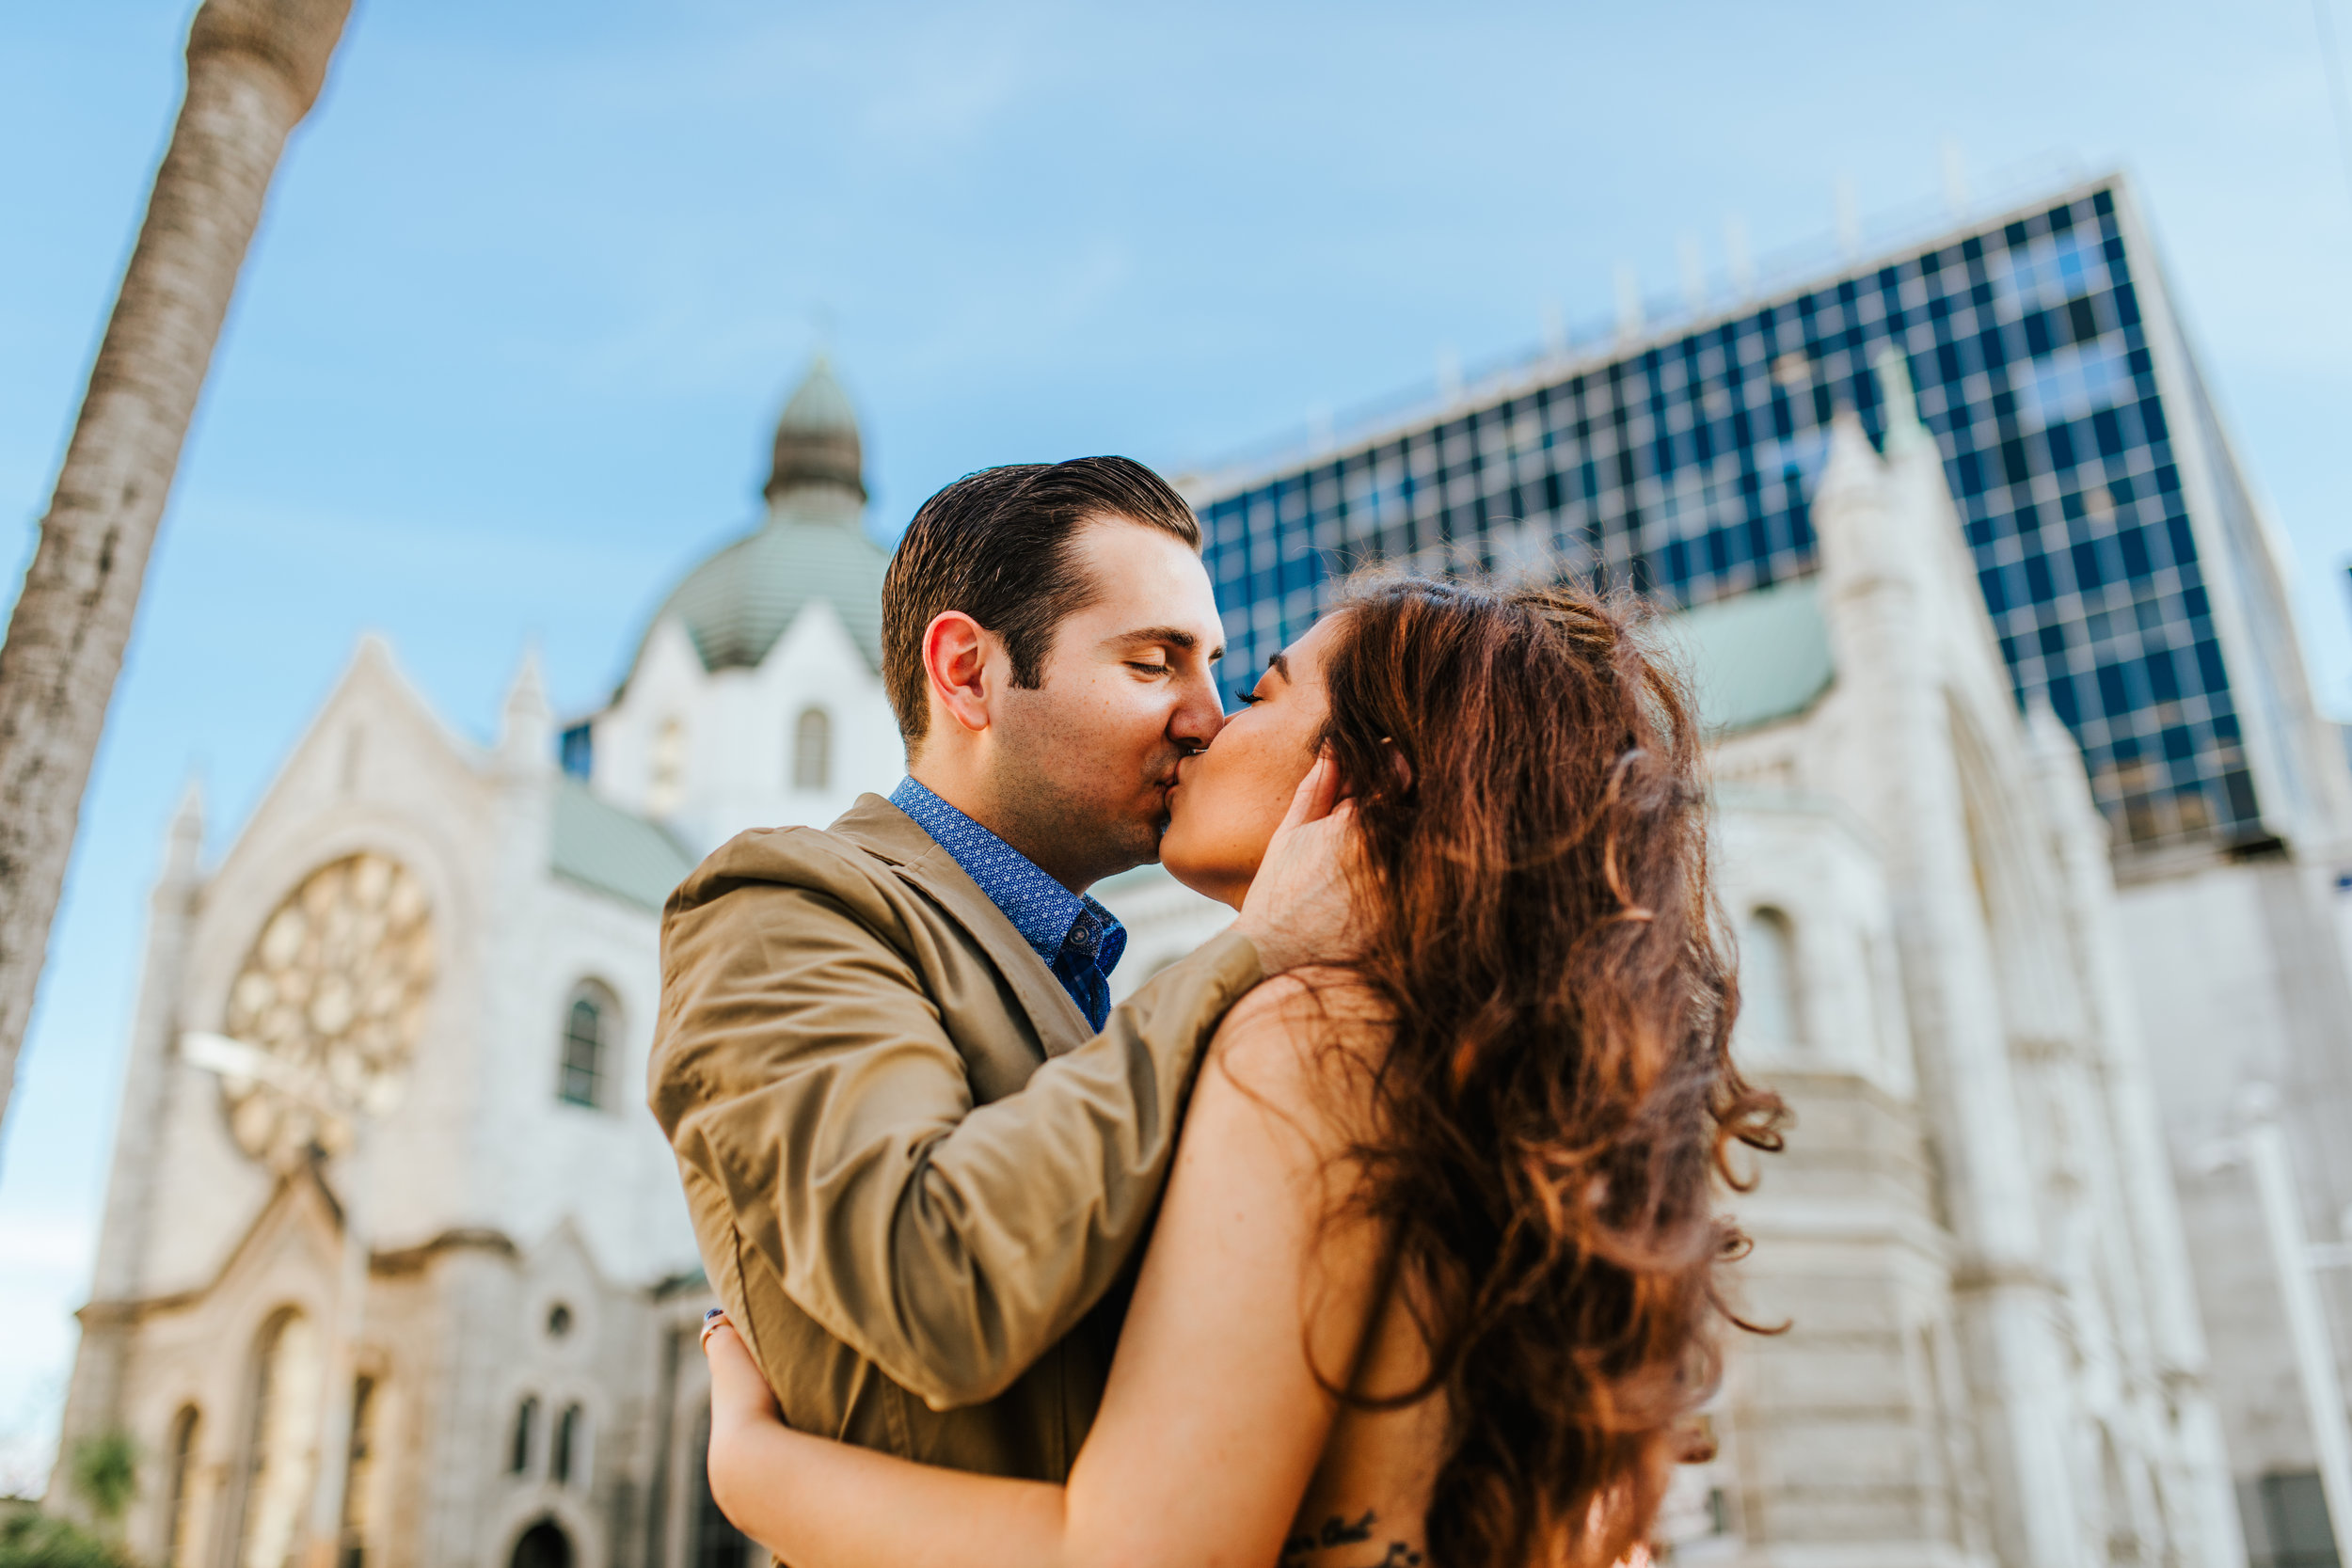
<box><xmin>648</xmin><ymin>793</ymin><xmax>1264</xmax><ymax>1480</ymax></box>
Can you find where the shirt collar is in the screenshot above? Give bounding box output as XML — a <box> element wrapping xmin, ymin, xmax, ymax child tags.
<box><xmin>888</xmin><ymin>777</ymin><xmax>1127</xmax><ymax>976</ymax></box>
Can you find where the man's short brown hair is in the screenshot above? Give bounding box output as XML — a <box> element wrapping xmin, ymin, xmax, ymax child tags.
<box><xmin>881</xmin><ymin>456</ymin><xmax>1202</xmax><ymax>745</ymax></box>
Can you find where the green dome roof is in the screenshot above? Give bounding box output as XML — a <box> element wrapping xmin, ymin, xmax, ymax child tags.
<box><xmin>630</xmin><ymin>359</ymin><xmax>887</xmax><ymax>680</ymax></box>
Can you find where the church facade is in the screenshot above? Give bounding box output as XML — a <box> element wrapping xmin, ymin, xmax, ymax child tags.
<box><xmin>54</xmin><ymin>357</ymin><xmax>2236</xmax><ymax>1568</ymax></box>
<box><xmin>47</xmin><ymin>364</ymin><xmax>915</xmax><ymax>1568</ymax></box>
<box><xmin>1646</xmin><ymin>363</ymin><xmax>2238</xmax><ymax>1568</ymax></box>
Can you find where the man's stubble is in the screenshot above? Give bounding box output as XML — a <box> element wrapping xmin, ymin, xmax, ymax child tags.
<box><xmin>987</xmin><ymin>689</ymin><xmax>1185</xmax><ymax>893</ymax></box>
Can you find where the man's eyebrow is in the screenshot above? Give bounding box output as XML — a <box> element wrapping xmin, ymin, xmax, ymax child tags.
<box><xmin>1111</xmin><ymin>626</ymin><xmax>1203</xmax><ymax>652</ymax></box>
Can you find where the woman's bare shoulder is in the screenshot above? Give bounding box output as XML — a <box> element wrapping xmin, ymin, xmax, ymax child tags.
<box><xmin>1207</xmin><ymin>970</ymin><xmax>1393</xmax><ymax>1147</ymax></box>
<box><xmin>1222</xmin><ymin>965</ymin><xmax>1389</xmax><ymax>1024</ymax></box>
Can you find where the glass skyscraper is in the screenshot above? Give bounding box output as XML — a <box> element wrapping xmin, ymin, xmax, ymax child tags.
<box><xmin>1187</xmin><ymin>175</ymin><xmax>2333</xmax><ymax>863</ymax></box>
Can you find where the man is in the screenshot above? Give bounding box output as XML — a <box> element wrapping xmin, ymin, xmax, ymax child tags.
<box><xmin>649</xmin><ymin>456</ymin><xmax>1352</xmax><ymax>1480</ymax></box>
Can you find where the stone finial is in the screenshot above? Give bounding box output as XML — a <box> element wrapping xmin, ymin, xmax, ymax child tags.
<box><xmin>1873</xmin><ymin>347</ymin><xmax>2002</xmax><ymax>661</ymax></box>
<box><xmin>2024</xmin><ymin>699</ymin><xmax>2075</xmax><ymax>762</ymax></box>
<box><xmin>1874</xmin><ymin>348</ymin><xmax>1933</xmax><ymax>459</ymax></box>
<box><xmin>163</xmin><ymin>773</ymin><xmax>205</xmax><ymax>886</ymax></box>
<box><xmin>1811</xmin><ymin>410</ymin><xmax>1911</xmax><ymax>598</ymax></box>
<box><xmin>2025</xmin><ymin>700</ymin><xmax>2106</xmax><ymax>840</ymax></box>
<box><xmin>500</xmin><ymin>644</ymin><xmax>554</xmax><ymax>774</ymax></box>
<box><xmin>1816</xmin><ymin>410</ymin><xmax>1885</xmax><ymax>509</ymax></box>
<box><xmin>1613</xmin><ymin>262</ymin><xmax>1645</xmax><ymax>341</ymax></box>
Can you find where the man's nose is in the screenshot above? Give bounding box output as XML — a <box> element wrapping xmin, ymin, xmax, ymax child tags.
<box><xmin>1168</xmin><ymin>671</ymin><xmax>1226</xmax><ymax>748</ymax></box>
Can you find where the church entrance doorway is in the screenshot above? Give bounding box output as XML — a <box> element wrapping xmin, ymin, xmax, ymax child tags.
<box><xmin>510</xmin><ymin>1518</ymin><xmax>572</xmax><ymax>1568</ymax></box>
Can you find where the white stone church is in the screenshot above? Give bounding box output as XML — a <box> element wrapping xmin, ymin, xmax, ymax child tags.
<box><xmin>54</xmin><ymin>358</ymin><xmax>2243</xmax><ymax>1568</ymax></box>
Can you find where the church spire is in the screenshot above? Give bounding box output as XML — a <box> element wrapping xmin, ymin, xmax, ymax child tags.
<box><xmin>162</xmin><ymin>772</ymin><xmax>205</xmax><ymax>887</ymax></box>
<box><xmin>765</xmin><ymin>356</ymin><xmax>866</xmax><ymax>507</ymax></box>
<box><xmin>499</xmin><ymin>642</ymin><xmax>553</xmax><ymax>775</ymax></box>
<box><xmin>1874</xmin><ymin>346</ymin><xmax>1932</xmax><ymax>459</ymax></box>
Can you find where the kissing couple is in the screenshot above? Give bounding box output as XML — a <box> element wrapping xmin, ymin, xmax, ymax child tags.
<box><xmin>649</xmin><ymin>457</ymin><xmax>1781</xmax><ymax>1568</ymax></box>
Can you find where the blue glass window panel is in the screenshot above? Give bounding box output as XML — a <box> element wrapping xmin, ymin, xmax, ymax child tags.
<box><xmin>1195</xmin><ymin>182</ymin><xmax>2255</xmax><ymax>847</ymax></box>
<box><xmin>2195</xmin><ymin>640</ymin><xmax>2230</xmax><ymax>695</ymax></box>
<box><xmin>2119</xmin><ymin>526</ymin><xmax>2153</xmax><ymax>580</ymax></box>
<box><xmin>2016</xmin><ymin>341</ymin><xmax>2133</xmax><ymax>426</ymax></box>
<box><xmin>2168</xmin><ymin>515</ymin><xmax>2198</xmax><ymax>567</ymax></box>
<box><xmin>559</xmin><ymin>723</ymin><xmax>593</xmax><ymax>780</ymax></box>
<box><xmin>2225</xmin><ymin>770</ymin><xmax>2259</xmax><ymax>820</ymax></box>
<box><xmin>2097</xmin><ymin>662</ymin><xmax>2133</xmax><ymax>718</ymax></box>
<box><xmin>2049</xmin><ymin>675</ymin><xmax>2081</xmax><ymax>725</ymax></box>
<box><xmin>2072</xmin><ymin>540</ymin><xmax>2106</xmax><ymax>594</ymax></box>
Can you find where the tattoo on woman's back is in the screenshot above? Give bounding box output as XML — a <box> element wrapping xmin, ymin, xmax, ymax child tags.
<box><xmin>1279</xmin><ymin>1511</ymin><xmax>1423</xmax><ymax>1568</ymax></box>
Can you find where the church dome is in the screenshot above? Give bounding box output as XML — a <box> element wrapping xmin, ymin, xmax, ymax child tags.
<box><xmin>766</xmin><ymin>356</ymin><xmax>866</xmax><ymax>503</ymax></box>
<box><xmin>629</xmin><ymin>358</ymin><xmax>888</xmax><ymax>680</ymax></box>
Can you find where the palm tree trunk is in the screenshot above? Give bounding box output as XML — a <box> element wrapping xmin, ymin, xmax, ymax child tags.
<box><xmin>0</xmin><ymin>0</ymin><xmax>352</xmax><ymax>1132</ymax></box>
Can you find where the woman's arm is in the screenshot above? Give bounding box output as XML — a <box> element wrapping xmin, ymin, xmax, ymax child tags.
<box><xmin>705</xmin><ymin>975</ymin><xmax>1391</xmax><ymax>1568</ymax></box>
<box><xmin>705</xmin><ymin>1326</ymin><xmax>1065</xmax><ymax>1557</ymax></box>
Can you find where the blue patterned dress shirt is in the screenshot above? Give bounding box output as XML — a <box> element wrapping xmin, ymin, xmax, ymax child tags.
<box><xmin>888</xmin><ymin>777</ymin><xmax>1128</xmax><ymax>1031</ymax></box>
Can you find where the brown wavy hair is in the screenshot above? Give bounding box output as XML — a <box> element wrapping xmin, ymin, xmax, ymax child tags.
<box><xmin>1311</xmin><ymin>574</ymin><xmax>1785</xmax><ymax>1568</ymax></box>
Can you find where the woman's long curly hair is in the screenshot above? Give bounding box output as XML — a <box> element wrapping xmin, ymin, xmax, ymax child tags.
<box><xmin>1311</xmin><ymin>574</ymin><xmax>1785</xmax><ymax>1568</ymax></box>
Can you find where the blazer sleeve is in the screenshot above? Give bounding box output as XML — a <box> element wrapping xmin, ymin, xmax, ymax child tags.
<box><xmin>649</xmin><ymin>874</ymin><xmax>1264</xmax><ymax>1412</ymax></box>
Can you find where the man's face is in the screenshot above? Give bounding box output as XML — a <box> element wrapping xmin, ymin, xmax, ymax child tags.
<box><xmin>987</xmin><ymin>517</ymin><xmax>1227</xmax><ymax>889</ymax></box>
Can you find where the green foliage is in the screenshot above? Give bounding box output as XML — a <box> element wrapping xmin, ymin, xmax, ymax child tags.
<box><xmin>65</xmin><ymin>1436</ymin><xmax>136</xmax><ymax>1528</ymax></box>
<box><xmin>0</xmin><ymin>1508</ymin><xmax>132</xmax><ymax>1568</ymax></box>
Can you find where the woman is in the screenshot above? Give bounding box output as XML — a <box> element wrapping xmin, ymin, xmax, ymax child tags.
<box><xmin>703</xmin><ymin>575</ymin><xmax>1784</xmax><ymax>1568</ymax></box>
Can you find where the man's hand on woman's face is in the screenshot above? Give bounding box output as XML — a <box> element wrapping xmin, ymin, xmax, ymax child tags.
<box><xmin>1234</xmin><ymin>752</ymin><xmax>1367</xmax><ymax>974</ymax></box>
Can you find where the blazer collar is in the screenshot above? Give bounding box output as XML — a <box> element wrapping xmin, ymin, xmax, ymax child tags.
<box><xmin>831</xmin><ymin>794</ymin><xmax>1092</xmax><ymax>1056</ymax></box>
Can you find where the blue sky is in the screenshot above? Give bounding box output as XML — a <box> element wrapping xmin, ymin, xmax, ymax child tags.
<box><xmin>4</xmin><ymin>0</ymin><xmax>2350</xmax><ymax>1490</ymax></box>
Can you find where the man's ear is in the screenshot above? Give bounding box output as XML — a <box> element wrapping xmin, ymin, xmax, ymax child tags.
<box><xmin>922</xmin><ymin>611</ymin><xmax>997</xmax><ymax>737</ymax></box>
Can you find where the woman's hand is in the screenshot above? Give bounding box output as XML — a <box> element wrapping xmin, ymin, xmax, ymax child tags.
<box><xmin>704</xmin><ymin>1313</ymin><xmax>786</xmax><ymax>1532</ymax></box>
<box><xmin>1236</xmin><ymin>752</ymin><xmax>1365</xmax><ymax>974</ymax></box>
<box><xmin>707</xmin><ymin>1316</ymin><xmax>781</xmax><ymax>1436</ymax></box>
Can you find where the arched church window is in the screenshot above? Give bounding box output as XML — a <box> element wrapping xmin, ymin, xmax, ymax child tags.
<box><xmin>340</xmin><ymin>1374</ymin><xmax>378</xmax><ymax>1568</ymax></box>
<box><xmin>1737</xmin><ymin>907</ymin><xmax>1802</xmax><ymax>1052</ymax></box>
<box><xmin>510</xmin><ymin>1395</ymin><xmax>538</xmax><ymax>1476</ymax></box>
<box><xmin>793</xmin><ymin>706</ymin><xmax>832</xmax><ymax>793</ymax></box>
<box><xmin>165</xmin><ymin>1404</ymin><xmax>201</xmax><ymax>1568</ymax></box>
<box><xmin>510</xmin><ymin>1517</ymin><xmax>573</xmax><ymax>1568</ymax></box>
<box><xmin>552</xmin><ymin>1402</ymin><xmax>587</xmax><ymax>1487</ymax></box>
<box><xmin>235</xmin><ymin>1308</ymin><xmax>321</xmax><ymax>1568</ymax></box>
<box><xmin>648</xmin><ymin>717</ymin><xmax>687</xmax><ymax>816</ymax></box>
<box><xmin>558</xmin><ymin>985</ymin><xmax>615</xmax><ymax>1110</ymax></box>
